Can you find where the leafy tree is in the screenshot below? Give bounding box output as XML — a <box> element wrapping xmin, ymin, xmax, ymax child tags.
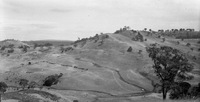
<box><xmin>146</xmin><ymin>45</ymin><xmax>193</xmax><ymax>100</ymax></box>
<box><xmin>19</xmin><ymin>79</ymin><xmax>29</xmax><ymax>90</ymax></box>
<box><xmin>0</xmin><ymin>82</ymin><xmax>8</xmax><ymax>102</ymax></box>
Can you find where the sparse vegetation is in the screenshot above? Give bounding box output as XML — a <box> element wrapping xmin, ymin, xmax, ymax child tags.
<box><xmin>28</xmin><ymin>81</ymin><xmax>38</xmax><ymax>89</ymax></box>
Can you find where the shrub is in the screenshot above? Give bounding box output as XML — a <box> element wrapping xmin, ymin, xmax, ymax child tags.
<box><xmin>186</xmin><ymin>43</ymin><xmax>191</xmax><ymax>47</ymax></box>
<box><xmin>43</xmin><ymin>73</ymin><xmax>63</xmax><ymax>87</ymax></box>
<box><xmin>7</xmin><ymin>48</ymin><xmax>14</xmax><ymax>53</ymax></box>
<box><xmin>19</xmin><ymin>79</ymin><xmax>29</xmax><ymax>89</ymax></box>
<box><xmin>138</xmin><ymin>50</ymin><xmax>142</xmax><ymax>54</ymax></box>
<box><xmin>0</xmin><ymin>82</ymin><xmax>8</xmax><ymax>102</ymax></box>
<box><xmin>197</xmin><ymin>40</ymin><xmax>200</xmax><ymax>44</ymax></box>
<box><xmin>127</xmin><ymin>46</ymin><xmax>132</xmax><ymax>52</ymax></box>
<box><xmin>190</xmin><ymin>83</ymin><xmax>200</xmax><ymax>99</ymax></box>
<box><xmin>170</xmin><ymin>82</ymin><xmax>191</xmax><ymax>99</ymax></box>
<box><xmin>73</xmin><ymin>100</ymin><xmax>79</xmax><ymax>102</ymax></box>
<box><xmin>28</xmin><ymin>81</ymin><xmax>38</xmax><ymax>89</ymax></box>
<box><xmin>177</xmin><ymin>41</ymin><xmax>180</xmax><ymax>45</ymax></box>
<box><xmin>1</xmin><ymin>46</ymin><xmax>6</xmax><ymax>50</ymax></box>
<box><xmin>0</xmin><ymin>82</ymin><xmax>8</xmax><ymax>93</ymax></box>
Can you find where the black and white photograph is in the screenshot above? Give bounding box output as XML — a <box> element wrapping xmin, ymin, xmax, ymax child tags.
<box><xmin>0</xmin><ymin>0</ymin><xmax>200</xmax><ymax>102</ymax></box>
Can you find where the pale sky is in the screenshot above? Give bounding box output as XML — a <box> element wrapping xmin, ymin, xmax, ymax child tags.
<box><xmin>0</xmin><ymin>0</ymin><xmax>200</xmax><ymax>41</ymax></box>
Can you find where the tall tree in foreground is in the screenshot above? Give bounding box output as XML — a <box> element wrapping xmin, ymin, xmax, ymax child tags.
<box><xmin>146</xmin><ymin>45</ymin><xmax>193</xmax><ymax>100</ymax></box>
<box><xmin>0</xmin><ymin>82</ymin><xmax>8</xmax><ymax>102</ymax></box>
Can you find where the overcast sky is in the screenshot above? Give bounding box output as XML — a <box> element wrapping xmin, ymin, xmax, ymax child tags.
<box><xmin>0</xmin><ymin>0</ymin><xmax>200</xmax><ymax>41</ymax></box>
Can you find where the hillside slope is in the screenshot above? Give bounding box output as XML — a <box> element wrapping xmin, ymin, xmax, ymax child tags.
<box><xmin>0</xmin><ymin>30</ymin><xmax>199</xmax><ymax>102</ymax></box>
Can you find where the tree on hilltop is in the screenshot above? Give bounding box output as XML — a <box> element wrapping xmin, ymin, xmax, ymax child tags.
<box><xmin>146</xmin><ymin>45</ymin><xmax>193</xmax><ymax>100</ymax></box>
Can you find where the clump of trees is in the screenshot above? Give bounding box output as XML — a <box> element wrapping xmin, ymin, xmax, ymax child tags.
<box><xmin>0</xmin><ymin>82</ymin><xmax>8</xmax><ymax>102</ymax></box>
<box><xmin>18</xmin><ymin>45</ymin><xmax>29</xmax><ymax>52</ymax></box>
<box><xmin>0</xmin><ymin>44</ymin><xmax>15</xmax><ymax>53</ymax></box>
<box><xmin>60</xmin><ymin>47</ymin><xmax>73</xmax><ymax>53</ymax></box>
<box><xmin>146</xmin><ymin>45</ymin><xmax>194</xmax><ymax>100</ymax></box>
<box><xmin>114</xmin><ymin>26</ymin><xmax>131</xmax><ymax>34</ymax></box>
<box><xmin>43</xmin><ymin>73</ymin><xmax>63</xmax><ymax>87</ymax></box>
<box><xmin>132</xmin><ymin>32</ymin><xmax>144</xmax><ymax>42</ymax></box>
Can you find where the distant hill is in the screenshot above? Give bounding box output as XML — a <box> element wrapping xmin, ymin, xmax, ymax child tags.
<box><xmin>23</xmin><ymin>40</ymin><xmax>73</xmax><ymax>46</ymax></box>
<box><xmin>0</xmin><ymin>39</ymin><xmax>30</xmax><ymax>47</ymax></box>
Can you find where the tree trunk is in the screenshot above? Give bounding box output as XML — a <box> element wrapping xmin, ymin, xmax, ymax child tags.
<box><xmin>0</xmin><ymin>94</ymin><xmax>1</xmax><ymax>102</ymax></box>
<box><xmin>162</xmin><ymin>83</ymin><xmax>167</xmax><ymax>100</ymax></box>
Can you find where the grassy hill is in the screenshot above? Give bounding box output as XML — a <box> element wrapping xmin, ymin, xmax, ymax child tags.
<box><xmin>0</xmin><ymin>30</ymin><xmax>199</xmax><ymax>102</ymax></box>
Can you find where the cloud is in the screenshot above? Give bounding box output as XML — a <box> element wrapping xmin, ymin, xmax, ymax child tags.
<box><xmin>50</xmin><ymin>8</ymin><xmax>71</xmax><ymax>13</ymax></box>
<box><xmin>29</xmin><ymin>24</ymin><xmax>56</xmax><ymax>29</ymax></box>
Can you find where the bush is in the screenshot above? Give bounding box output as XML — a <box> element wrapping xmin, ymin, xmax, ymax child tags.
<box><xmin>0</xmin><ymin>82</ymin><xmax>8</xmax><ymax>93</ymax></box>
<box><xmin>190</xmin><ymin>83</ymin><xmax>200</xmax><ymax>99</ymax></box>
<box><xmin>43</xmin><ymin>73</ymin><xmax>63</xmax><ymax>87</ymax></box>
<box><xmin>138</xmin><ymin>50</ymin><xmax>142</xmax><ymax>54</ymax></box>
<box><xmin>28</xmin><ymin>81</ymin><xmax>38</xmax><ymax>89</ymax></box>
<box><xmin>186</xmin><ymin>43</ymin><xmax>191</xmax><ymax>47</ymax></box>
<box><xmin>19</xmin><ymin>79</ymin><xmax>29</xmax><ymax>89</ymax></box>
<box><xmin>1</xmin><ymin>46</ymin><xmax>6</xmax><ymax>50</ymax></box>
<box><xmin>170</xmin><ymin>82</ymin><xmax>191</xmax><ymax>99</ymax></box>
<box><xmin>197</xmin><ymin>40</ymin><xmax>200</xmax><ymax>44</ymax></box>
<box><xmin>7</xmin><ymin>48</ymin><xmax>14</xmax><ymax>53</ymax></box>
<box><xmin>127</xmin><ymin>46</ymin><xmax>132</xmax><ymax>52</ymax></box>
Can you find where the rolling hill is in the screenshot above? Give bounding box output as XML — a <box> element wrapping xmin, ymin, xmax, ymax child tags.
<box><xmin>0</xmin><ymin>30</ymin><xmax>199</xmax><ymax>102</ymax></box>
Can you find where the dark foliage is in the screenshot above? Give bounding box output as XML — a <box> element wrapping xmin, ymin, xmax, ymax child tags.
<box><xmin>0</xmin><ymin>82</ymin><xmax>8</xmax><ymax>93</ymax></box>
<box><xmin>43</xmin><ymin>73</ymin><xmax>63</xmax><ymax>87</ymax></box>
<box><xmin>186</xmin><ymin>43</ymin><xmax>191</xmax><ymax>47</ymax></box>
<box><xmin>127</xmin><ymin>46</ymin><xmax>132</xmax><ymax>52</ymax></box>
<box><xmin>73</xmin><ymin>100</ymin><xmax>79</xmax><ymax>102</ymax></box>
<box><xmin>7</xmin><ymin>48</ymin><xmax>14</xmax><ymax>53</ymax></box>
<box><xmin>170</xmin><ymin>82</ymin><xmax>191</xmax><ymax>99</ymax></box>
<box><xmin>19</xmin><ymin>79</ymin><xmax>29</xmax><ymax>89</ymax></box>
<box><xmin>190</xmin><ymin>83</ymin><xmax>200</xmax><ymax>99</ymax></box>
